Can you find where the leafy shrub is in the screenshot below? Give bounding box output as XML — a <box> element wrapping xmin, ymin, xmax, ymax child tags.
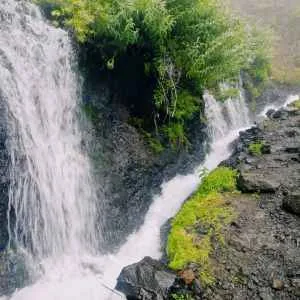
<box><xmin>163</xmin><ymin>122</ymin><xmax>189</xmax><ymax>148</ymax></box>
<box><xmin>167</xmin><ymin>167</ymin><xmax>237</xmax><ymax>285</ymax></box>
<box><xmin>144</xmin><ymin>132</ymin><xmax>165</xmax><ymax>154</ymax></box>
<box><xmin>37</xmin><ymin>0</ymin><xmax>270</xmax><ymax>146</ymax></box>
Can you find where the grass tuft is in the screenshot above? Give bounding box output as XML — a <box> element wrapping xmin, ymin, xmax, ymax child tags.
<box><xmin>248</xmin><ymin>141</ymin><xmax>264</xmax><ymax>156</ymax></box>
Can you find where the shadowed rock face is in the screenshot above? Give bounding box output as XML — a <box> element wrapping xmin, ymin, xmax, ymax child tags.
<box><xmin>82</xmin><ymin>77</ymin><xmax>207</xmax><ymax>252</ymax></box>
<box><xmin>0</xmin><ymin>97</ymin><xmax>9</xmax><ymax>252</ymax></box>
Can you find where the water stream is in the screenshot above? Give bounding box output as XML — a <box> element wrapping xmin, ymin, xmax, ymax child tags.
<box><xmin>0</xmin><ymin>1</ymin><xmax>299</xmax><ymax>300</ymax></box>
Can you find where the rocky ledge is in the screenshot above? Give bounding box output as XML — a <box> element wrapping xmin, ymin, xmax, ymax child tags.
<box><xmin>116</xmin><ymin>102</ymin><xmax>300</xmax><ymax>300</ymax></box>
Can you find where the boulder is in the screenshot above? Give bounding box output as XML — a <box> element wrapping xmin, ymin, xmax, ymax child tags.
<box><xmin>238</xmin><ymin>172</ymin><xmax>280</xmax><ymax>193</ymax></box>
<box><xmin>116</xmin><ymin>257</ymin><xmax>176</xmax><ymax>300</ymax></box>
<box><xmin>268</xmin><ymin>109</ymin><xmax>289</xmax><ymax>120</ymax></box>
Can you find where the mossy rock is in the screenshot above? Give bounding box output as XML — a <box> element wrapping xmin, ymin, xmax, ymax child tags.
<box><xmin>167</xmin><ymin>167</ymin><xmax>238</xmax><ymax>286</ymax></box>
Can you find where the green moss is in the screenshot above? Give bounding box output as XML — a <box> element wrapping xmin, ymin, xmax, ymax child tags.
<box><xmin>197</xmin><ymin>167</ymin><xmax>238</xmax><ymax>195</ymax></box>
<box><xmin>288</xmin><ymin>100</ymin><xmax>300</xmax><ymax>110</ymax></box>
<box><xmin>248</xmin><ymin>141</ymin><xmax>264</xmax><ymax>156</ymax></box>
<box><xmin>243</xmin><ymin>80</ymin><xmax>263</xmax><ymax>101</ymax></box>
<box><xmin>167</xmin><ymin>167</ymin><xmax>238</xmax><ymax>285</ymax></box>
<box><xmin>231</xmin><ymin>274</ymin><xmax>247</xmax><ymax>285</ymax></box>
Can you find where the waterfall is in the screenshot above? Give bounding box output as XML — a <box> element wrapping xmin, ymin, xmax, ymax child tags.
<box><xmin>1</xmin><ymin>1</ymin><xmax>297</xmax><ymax>300</ymax></box>
<box><xmin>87</xmin><ymin>87</ymin><xmax>254</xmax><ymax>295</ymax></box>
<box><xmin>0</xmin><ymin>0</ymin><xmax>100</xmax><ymax>282</ymax></box>
<box><xmin>204</xmin><ymin>88</ymin><xmax>252</xmax><ymax>140</ymax></box>
<box><xmin>0</xmin><ymin>2</ymin><xmax>254</xmax><ymax>296</ymax></box>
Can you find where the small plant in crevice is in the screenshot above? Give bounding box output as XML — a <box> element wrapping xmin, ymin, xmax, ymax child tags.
<box><xmin>171</xmin><ymin>293</ymin><xmax>194</xmax><ymax>300</ymax></box>
<box><xmin>144</xmin><ymin>132</ymin><xmax>165</xmax><ymax>154</ymax></box>
<box><xmin>288</xmin><ymin>100</ymin><xmax>300</xmax><ymax>110</ymax></box>
<box><xmin>248</xmin><ymin>141</ymin><xmax>264</xmax><ymax>156</ymax></box>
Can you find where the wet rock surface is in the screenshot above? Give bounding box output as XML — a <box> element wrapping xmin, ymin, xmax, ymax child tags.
<box><xmin>116</xmin><ymin>257</ymin><xmax>177</xmax><ymax>300</ymax></box>
<box><xmin>209</xmin><ymin>105</ymin><xmax>300</xmax><ymax>299</ymax></box>
<box><xmin>224</xmin><ymin>105</ymin><xmax>300</xmax><ymax>202</ymax></box>
<box><xmin>82</xmin><ymin>78</ymin><xmax>207</xmax><ymax>251</ymax></box>
<box><xmin>0</xmin><ymin>251</ymin><xmax>30</xmax><ymax>295</ymax></box>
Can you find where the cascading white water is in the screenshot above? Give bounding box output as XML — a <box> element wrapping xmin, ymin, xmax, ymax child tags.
<box><xmin>204</xmin><ymin>89</ymin><xmax>252</xmax><ymax>140</ymax></box>
<box><xmin>1</xmin><ymin>1</ymin><xmax>299</xmax><ymax>300</ymax></box>
<box><xmin>88</xmin><ymin>88</ymin><xmax>254</xmax><ymax>291</ymax></box>
<box><xmin>0</xmin><ymin>0</ymin><xmax>101</xmax><ymax>291</ymax></box>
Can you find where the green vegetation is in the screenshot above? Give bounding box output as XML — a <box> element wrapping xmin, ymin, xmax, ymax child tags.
<box><xmin>248</xmin><ymin>141</ymin><xmax>264</xmax><ymax>156</ymax></box>
<box><xmin>163</xmin><ymin>122</ymin><xmax>189</xmax><ymax>149</ymax></box>
<box><xmin>167</xmin><ymin>167</ymin><xmax>238</xmax><ymax>285</ymax></box>
<box><xmin>171</xmin><ymin>294</ymin><xmax>194</xmax><ymax>300</ymax></box>
<box><xmin>37</xmin><ymin>0</ymin><xmax>270</xmax><ymax>147</ymax></box>
<box><xmin>289</xmin><ymin>100</ymin><xmax>300</xmax><ymax>110</ymax></box>
<box><xmin>144</xmin><ymin>132</ymin><xmax>165</xmax><ymax>154</ymax></box>
<box><xmin>215</xmin><ymin>87</ymin><xmax>240</xmax><ymax>102</ymax></box>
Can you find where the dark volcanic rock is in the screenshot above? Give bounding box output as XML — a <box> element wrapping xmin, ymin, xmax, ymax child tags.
<box><xmin>0</xmin><ymin>96</ymin><xmax>9</xmax><ymax>252</ymax></box>
<box><xmin>207</xmin><ymin>104</ymin><xmax>300</xmax><ymax>300</ymax></box>
<box><xmin>283</xmin><ymin>189</ymin><xmax>300</xmax><ymax>215</ymax></box>
<box><xmin>82</xmin><ymin>78</ymin><xmax>207</xmax><ymax>251</ymax></box>
<box><xmin>117</xmin><ymin>103</ymin><xmax>300</xmax><ymax>300</ymax></box>
<box><xmin>238</xmin><ymin>172</ymin><xmax>281</xmax><ymax>193</ymax></box>
<box><xmin>116</xmin><ymin>257</ymin><xmax>176</xmax><ymax>300</ymax></box>
<box><xmin>224</xmin><ymin>106</ymin><xmax>300</xmax><ymax>199</ymax></box>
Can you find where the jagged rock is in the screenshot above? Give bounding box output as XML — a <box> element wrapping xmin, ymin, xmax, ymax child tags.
<box><xmin>282</xmin><ymin>190</ymin><xmax>300</xmax><ymax>215</ymax></box>
<box><xmin>266</xmin><ymin>109</ymin><xmax>276</xmax><ymax>118</ymax></box>
<box><xmin>238</xmin><ymin>172</ymin><xmax>280</xmax><ymax>193</ymax></box>
<box><xmin>116</xmin><ymin>257</ymin><xmax>176</xmax><ymax>300</ymax></box>
<box><xmin>268</xmin><ymin>109</ymin><xmax>289</xmax><ymax>120</ymax></box>
<box><xmin>285</xmin><ymin>146</ymin><xmax>300</xmax><ymax>154</ymax></box>
<box><xmin>203</xmin><ymin>105</ymin><xmax>300</xmax><ymax>299</ymax></box>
